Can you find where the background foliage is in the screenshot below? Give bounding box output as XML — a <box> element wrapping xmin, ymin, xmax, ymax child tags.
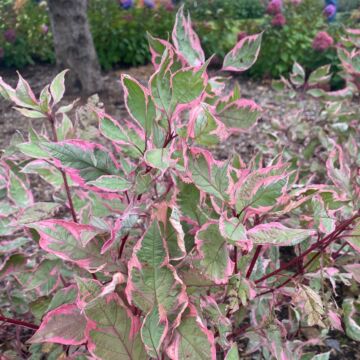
<box><xmin>0</xmin><ymin>0</ymin><xmax>359</xmax><ymax>79</ymax></box>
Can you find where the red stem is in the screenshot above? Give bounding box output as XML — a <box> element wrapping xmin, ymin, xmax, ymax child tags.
<box><xmin>48</xmin><ymin>113</ymin><xmax>78</xmax><ymax>223</ymax></box>
<box><xmin>0</xmin><ymin>316</ymin><xmax>38</xmax><ymax>331</ymax></box>
<box><xmin>234</xmin><ymin>246</ymin><xmax>238</xmax><ymax>274</ymax></box>
<box><xmin>246</xmin><ymin>245</ymin><xmax>262</xmax><ymax>279</ymax></box>
<box><xmin>118</xmin><ymin>234</ymin><xmax>129</xmax><ymax>259</ymax></box>
<box><xmin>255</xmin><ymin>214</ymin><xmax>360</xmax><ymax>285</ymax></box>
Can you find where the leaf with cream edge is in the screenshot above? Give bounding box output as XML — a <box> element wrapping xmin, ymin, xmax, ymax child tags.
<box><xmin>188</xmin><ymin>103</ymin><xmax>228</xmax><ymax>146</ymax></box>
<box><xmin>85</xmin><ymin>293</ymin><xmax>147</xmax><ymax>360</ymax></box>
<box><xmin>195</xmin><ymin>222</ymin><xmax>233</xmax><ymax>284</ymax></box>
<box><xmin>141</xmin><ymin>306</ymin><xmax>168</xmax><ymax>358</ymax></box>
<box><xmin>187</xmin><ymin>148</ymin><xmax>229</xmax><ymax>202</ymax></box>
<box><xmin>222</xmin><ymin>33</ymin><xmax>263</xmax><ymax>72</ymax></box>
<box><xmin>44</xmin><ymin>140</ymin><xmax>121</xmax><ymax>187</ymax></box>
<box><xmin>27</xmin><ymin>220</ymin><xmax>125</xmax><ymax>273</ymax></box>
<box><xmin>172</xmin><ymin>5</ymin><xmax>205</xmax><ymax>67</ymax></box>
<box><xmin>326</xmin><ymin>145</ymin><xmax>352</xmax><ymax>195</ymax></box>
<box><xmin>167</xmin><ymin>306</ymin><xmax>216</xmax><ymax>360</ymax></box>
<box><xmin>87</xmin><ymin>175</ymin><xmax>132</xmax><ymax>192</ymax></box>
<box><xmin>219</xmin><ymin>216</ymin><xmax>248</xmax><ymax>247</ymax></box>
<box><xmin>172</xmin><ymin>66</ymin><xmax>207</xmax><ymax>105</ymax></box>
<box><xmin>50</xmin><ymin>69</ymin><xmax>68</xmax><ymax>105</ymax></box>
<box><xmin>121</xmin><ymin>74</ymin><xmax>156</xmax><ymax>137</ymax></box>
<box><xmin>342</xmin><ymin>298</ymin><xmax>360</xmax><ymax>341</ymax></box>
<box><xmin>126</xmin><ymin>221</ymin><xmax>188</xmax><ymax>347</ymax></box>
<box><xmin>29</xmin><ymin>304</ymin><xmax>87</xmax><ymax>345</ymax></box>
<box><xmin>98</xmin><ymin>112</ymin><xmax>145</xmax><ymax>159</ymax></box>
<box><xmin>145</xmin><ymin>148</ymin><xmax>172</xmax><ymax>171</ymax></box>
<box><xmin>233</xmin><ymin>162</ymin><xmax>290</xmax><ymax>215</ymax></box>
<box><xmin>225</xmin><ymin>343</ymin><xmax>240</xmax><ymax>360</ymax></box>
<box><xmin>247</xmin><ymin>223</ymin><xmax>315</xmax><ymax>246</ymax></box>
<box><xmin>217</xmin><ymin>99</ymin><xmax>262</xmax><ymax>132</ymax></box>
<box><xmin>346</xmin><ymin>220</ymin><xmax>360</xmax><ymax>253</ymax></box>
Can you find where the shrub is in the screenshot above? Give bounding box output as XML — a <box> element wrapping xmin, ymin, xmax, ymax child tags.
<box><xmin>249</xmin><ymin>0</ymin><xmax>347</xmax><ymax>78</ymax></box>
<box><xmin>88</xmin><ymin>0</ymin><xmax>175</xmax><ymax>69</ymax></box>
<box><xmin>0</xmin><ymin>0</ymin><xmax>54</xmax><ymax>68</ymax></box>
<box><xmin>1</xmin><ymin>6</ymin><xmax>360</xmax><ymax>360</ymax></box>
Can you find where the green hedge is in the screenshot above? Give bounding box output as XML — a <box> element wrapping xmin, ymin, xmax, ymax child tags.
<box><xmin>0</xmin><ymin>0</ymin><xmax>357</xmax><ymax>80</ymax></box>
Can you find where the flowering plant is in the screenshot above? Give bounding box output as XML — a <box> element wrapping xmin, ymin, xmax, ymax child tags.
<box><xmin>0</xmin><ymin>6</ymin><xmax>360</xmax><ymax>360</ymax></box>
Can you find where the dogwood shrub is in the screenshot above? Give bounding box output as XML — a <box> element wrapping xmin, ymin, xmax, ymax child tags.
<box><xmin>0</xmin><ymin>6</ymin><xmax>360</xmax><ymax>360</ymax></box>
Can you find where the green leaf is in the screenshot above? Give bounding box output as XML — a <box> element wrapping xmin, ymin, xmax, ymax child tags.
<box><xmin>343</xmin><ymin>298</ymin><xmax>360</xmax><ymax>341</ymax></box>
<box><xmin>195</xmin><ymin>222</ymin><xmax>233</xmax><ymax>283</ymax></box>
<box><xmin>144</xmin><ymin>148</ymin><xmax>171</xmax><ymax>171</ymax></box>
<box><xmin>122</xmin><ymin>74</ymin><xmax>156</xmax><ymax>136</ymax></box>
<box><xmin>141</xmin><ymin>307</ymin><xmax>167</xmax><ymax>358</ymax></box>
<box><xmin>126</xmin><ymin>221</ymin><xmax>187</xmax><ymax>315</ymax></box>
<box><xmin>225</xmin><ymin>343</ymin><xmax>240</xmax><ymax>360</ymax></box>
<box><xmin>44</xmin><ymin>141</ymin><xmax>120</xmax><ymax>184</ymax></box>
<box><xmin>17</xmin><ymin>142</ymin><xmax>49</xmax><ymax>158</ymax></box>
<box><xmin>218</xmin><ymin>99</ymin><xmax>261</xmax><ymax>131</ymax></box>
<box><xmin>167</xmin><ymin>310</ymin><xmax>215</xmax><ymax>360</ymax></box>
<box><xmin>17</xmin><ymin>202</ymin><xmax>61</xmax><ymax>225</ymax></box>
<box><xmin>85</xmin><ymin>294</ymin><xmax>146</xmax><ymax>360</ymax></box>
<box><xmin>50</xmin><ymin>70</ymin><xmax>68</xmax><ymax>105</ymax></box>
<box><xmin>345</xmin><ymin>220</ymin><xmax>360</xmax><ymax>253</ymax></box>
<box><xmin>172</xmin><ymin>5</ymin><xmax>205</xmax><ymax>67</ymax></box>
<box><xmin>248</xmin><ymin>223</ymin><xmax>314</xmax><ymax>246</ymax></box>
<box><xmin>0</xmin><ymin>237</ymin><xmax>30</xmax><ymax>254</ymax></box>
<box><xmin>88</xmin><ymin>175</ymin><xmax>132</xmax><ymax>192</ymax></box>
<box><xmin>187</xmin><ymin>150</ymin><xmax>229</xmax><ymax>201</ymax></box>
<box><xmin>223</xmin><ymin>33</ymin><xmax>262</xmax><ymax>72</ymax></box>
<box><xmin>172</xmin><ymin>67</ymin><xmax>206</xmax><ymax>104</ymax></box>
<box><xmin>14</xmin><ymin>107</ymin><xmax>45</xmax><ymax>119</ymax></box>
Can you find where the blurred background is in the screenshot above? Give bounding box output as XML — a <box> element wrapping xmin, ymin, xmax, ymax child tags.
<box><xmin>0</xmin><ymin>0</ymin><xmax>359</xmax><ymax>81</ymax></box>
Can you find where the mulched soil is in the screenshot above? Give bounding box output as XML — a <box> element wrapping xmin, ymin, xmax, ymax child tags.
<box><xmin>0</xmin><ymin>63</ymin><xmax>359</xmax><ymax>359</ymax></box>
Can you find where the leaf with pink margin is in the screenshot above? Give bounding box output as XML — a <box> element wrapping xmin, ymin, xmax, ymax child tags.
<box><xmin>21</xmin><ymin>160</ymin><xmax>65</xmax><ymax>188</ymax></box>
<box><xmin>342</xmin><ymin>298</ymin><xmax>360</xmax><ymax>341</ymax></box>
<box><xmin>29</xmin><ymin>304</ymin><xmax>87</xmax><ymax>345</ymax></box>
<box><xmin>346</xmin><ymin>220</ymin><xmax>360</xmax><ymax>253</ymax></box>
<box><xmin>50</xmin><ymin>70</ymin><xmax>68</xmax><ymax>105</ymax></box>
<box><xmin>222</xmin><ymin>33</ymin><xmax>263</xmax><ymax>72</ymax></box>
<box><xmin>156</xmin><ymin>203</ymin><xmax>186</xmax><ymax>261</ymax></box>
<box><xmin>195</xmin><ymin>221</ymin><xmax>233</xmax><ymax>284</ymax></box>
<box><xmin>219</xmin><ymin>215</ymin><xmax>248</xmax><ymax>247</ymax></box>
<box><xmin>187</xmin><ymin>148</ymin><xmax>229</xmax><ymax>202</ymax></box>
<box><xmin>126</xmin><ymin>220</ymin><xmax>188</xmax><ymax>317</ymax></box>
<box><xmin>7</xmin><ymin>168</ymin><xmax>33</xmax><ymax>208</ymax></box>
<box><xmin>98</xmin><ymin>112</ymin><xmax>145</xmax><ymax>159</ymax></box>
<box><xmin>85</xmin><ymin>293</ymin><xmax>146</xmax><ymax>360</ymax></box>
<box><xmin>225</xmin><ymin>343</ymin><xmax>240</xmax><ymax>360</ymax></box>
<box><xmin>145</xmin><ymin>148</ymin><xmax>173</xmax><ymax>171</ymax></box>
<box><xmin>217</xmin><ymin>99</ymin><xmax>262</xmax><ymax>132</ymax></box>
<box><xmin>172</xmin><ymin>5</ymin><xmax>205</xmax><ymax>67</ymax></box>
<box><xmin>248</xmin><ymin>223</ymin><xmax>315</xmax><ymax>246</ymax></box>
<box><xmin>24</xmin><ymin>259</ymin><xmax>62</xmax><ymax>296</ymax></box>
<box><xmin>149</xmin><ymin>48</ymin><xmax>175</xmax><ymax>115</ymax></box>
<box><xmin>87</xmin><ymin>175</ymin><xmax>132</xmax><ymax>192</ymax></box>
<box><xmin>232</xmin><ymin>162</ymin><xmax>290</xmax><ymax>214</ymax></box>
<box><xmin>200</xmin><ymin>296</ymin><xmax>231</xmax><ymax>348</ymax></box>
<box><xmin>147</xmin><ymin>32</ymin><xmax>177</xmax><ymax>69</ymax></box>
<box><xmin>344</xmin><ymin>264</ymin><xmax>360</xmax><ymax>283</ymax></box>
<box><xmin>326</xmin><ymin>145</ymin><xmax>352</xmax><ymax>195</ymax></box>
<box><xmin>141</xmin><ymin>306</ymin><xmax>168</xmax><ymax>358</ymax></box>
<box><xmin>0</xmin><ymin>73</ymin><xmax>39</xmax><ymax>110</ymax></box>
<box><xmin>0</xmin><ymin>253</ymin><xmax>27</xmax><ymax>279</ymax></box>
<box><xmin>171</xmin><ymin>64</ymin><xmax>208</xmax><ymax>105</ymax></box>
<box><xmin>312</xmin><ymin>195</ymin><xmax>336</xmax><ymax>234</ymax></box>
<box><xmin>188</xmin><ymin>103</ymin><xmax>228</xmax><ymax>146</ymax></box>
<box><xmin>121</xmin><ymin>74</ymin><xmax>156</xmax><ymax>136</ymax></box>
<box><xmin>27</xmin><ymin>220</ymin><xmax>125</xmax><ymax>273</ymax></box>
<box><xmin>43</xmin><ymin>140</ymin><xmax>122</xmax><ymax>187</ymax></box>
<box><xmin>167</xmin><ymin>306</ymin><xmax>216</xmax><ymax>360</ymax></box>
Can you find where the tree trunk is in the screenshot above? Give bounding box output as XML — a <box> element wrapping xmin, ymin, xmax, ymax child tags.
<box><xmin>48</xmin><ymin>0</ymin><xmax>103</xmax><ymax>94</ymax></box>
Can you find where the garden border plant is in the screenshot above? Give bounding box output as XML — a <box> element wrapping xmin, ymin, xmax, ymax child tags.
<box><xmin>0</xmin><ymin>6</ymin><xmax>360</xmax><ymax>360</ymax></box>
